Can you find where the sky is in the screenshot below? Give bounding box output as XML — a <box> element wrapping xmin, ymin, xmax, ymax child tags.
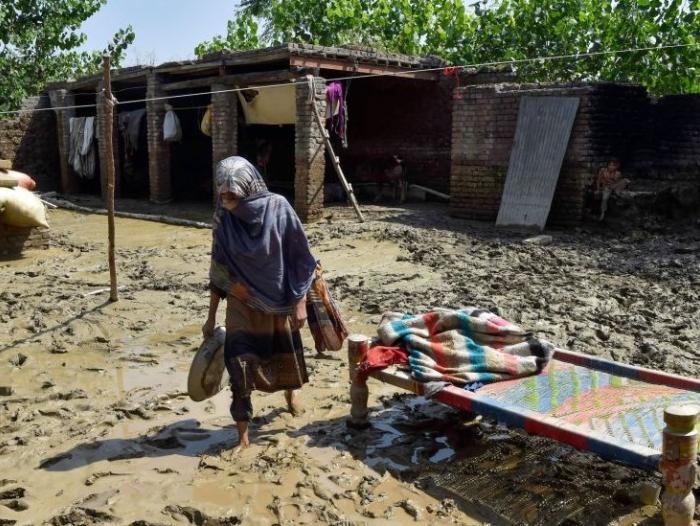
<box><xmin>77</xmin><ymin>0</ymin><xmax>237</xmax><ymax>66</ymax></box>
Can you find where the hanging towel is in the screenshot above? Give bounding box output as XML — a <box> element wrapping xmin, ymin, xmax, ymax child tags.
<box><xmin>118</xmin><ymin>108</ymin><xmax>146</xmax><ymax>155</ymax></box>
<box><xmin>163</xmin><ymin>109</ymin><xmax>182</xmax><ymax>142</ymax></box>
<box><xmin>325</xmin><ymin>82</ymin><xmax>347</xmax><ymax>147</ymax></box>
<box><xmin>200</xmin><ymin>104</ymin><xmax>213</xmax><ymax>136</ymax></box>
<box><xmin>68</xmin><ymin>117</ymin><xmax>96</xmax><ymax>179</ymax></box>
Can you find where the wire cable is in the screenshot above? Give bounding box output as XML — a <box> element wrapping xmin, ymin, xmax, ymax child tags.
<box><xmin>0</xmin><ymin>42</ymin><xmax>696</xmax><ymax>116</ymax></box>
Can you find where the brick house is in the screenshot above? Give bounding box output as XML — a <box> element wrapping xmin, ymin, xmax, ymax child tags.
<box><xmin>43</xmin><ymin>44</ymin><xmax>453</xmax><ymax>223</ymax></box>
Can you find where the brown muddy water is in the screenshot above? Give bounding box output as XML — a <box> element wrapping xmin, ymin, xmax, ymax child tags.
<box><xmin>1</xmin><ymin>203</ymin><xmax>698</xmax><ymax>525</ymax></box>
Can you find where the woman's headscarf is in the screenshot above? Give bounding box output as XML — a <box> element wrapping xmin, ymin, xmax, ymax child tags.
<box><xmin>209</xmin><ymin>156</ymin><xmax>317</xmax><ymax>315</ymax></box>
<box><xmin>215</xmin><ymin>156</ymin><xmax>267</xmax><ymax>197</ymax></box>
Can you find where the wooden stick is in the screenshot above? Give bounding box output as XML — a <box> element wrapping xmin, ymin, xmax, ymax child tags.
<box><xmin>40</xmin><ymin>198</ymin><xmax>58</xmax><ymax>209</ymax></box>
<box><xmin>83</xmin><ymin>286</ymin><xmax>127</xmax><ymax>298</ymax></box>
<box><xmin>102</xmin><ymin>56</ymin><xmax>118</xmax><ymax>303</ymax></box>
<box><xmin>309</xmin><ymin>99</ymin><xmax>364</xmax><ymax>223</ymax></box>
<box><xmin>409</xmin><ymin>184</ymin><xmax>450</xmax><ymax>201</ymax></box>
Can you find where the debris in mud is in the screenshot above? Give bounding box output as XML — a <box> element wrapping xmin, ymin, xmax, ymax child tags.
<box><xmin>48</xmin><ymin>507</ymin><xmax>116</xmax><ymax>526</ymax></box>
<box><xmin>522</xmin><ymin>234</ymin><xmax>553</xmax><ymax>246</ymax></box>
<box><xmin>8</xmin><ymin>354</ymin><xmax>27</xmax><ymax>368</ymax></box>
<box><xmin>163</xmin><ymin>505</ymin><xmax>240</xmax><ymax>525</ymax></box>
<box><xmin>49</xmin><ymin>389</ymin><xmax>88</xmax><ymax>401</ymax></box>
<box><xmin>84</xmin><ymin>471</ymin><xmax>131</xmax><ymax>486</ymax></box>
<box><xmin>397</xmin><ymin>498</ymin><xmax>422</xmax><ymax>520</ymax></box>
<box><xmin>153</xmin><ymin>467</ymin><xmax>179</xmax><ymax>475</ymax></box>
<box><xmin>0</xmin><ymin>387</ymin><xmax>12</xmax><ymax>397</ymax></box>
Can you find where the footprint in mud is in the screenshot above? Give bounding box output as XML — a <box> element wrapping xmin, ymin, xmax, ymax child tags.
<box><xmin>0</xmin><ymin>487</ymin><xmax>29</xmax><ymax>515</ymax></box>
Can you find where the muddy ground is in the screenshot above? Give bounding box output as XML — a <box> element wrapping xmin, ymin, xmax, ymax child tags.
<box><xmin>1</xmin><ymin>200</ymin><xmax>698</xmax><ymax>525</ymax></box>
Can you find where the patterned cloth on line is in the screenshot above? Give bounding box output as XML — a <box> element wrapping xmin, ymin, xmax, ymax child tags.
<box><xmin>377</xmin><ymin>308</ymin><xmax>553</xmax><ymax>386</ymax></box>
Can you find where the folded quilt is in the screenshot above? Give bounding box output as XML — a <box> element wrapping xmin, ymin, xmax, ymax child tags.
<box><xmin>377</xmin><ymin>308</ymin><xmax>553</xmax><ymax>386</ymax></box>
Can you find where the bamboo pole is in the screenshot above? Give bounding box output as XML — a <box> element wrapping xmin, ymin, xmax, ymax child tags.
<box><xmin>102</xmin><ymin>55</ymin><xmax>118</xmax><ymax>302</ymax></box>
<box><xmin>309</xmin><ymin>100</ymin><xmax>364</xmax><ymax>223</ymax></box>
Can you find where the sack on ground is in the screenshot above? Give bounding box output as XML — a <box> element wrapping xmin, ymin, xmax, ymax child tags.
<box><xmin>0</xmin><ymin>169</ymin><xmax>36</xmax><ymax>190</ymax></box>
<box><xmin>0</xmin><ymin>187</ymin><xmax>49</xmax><ymax>228</ymax></box>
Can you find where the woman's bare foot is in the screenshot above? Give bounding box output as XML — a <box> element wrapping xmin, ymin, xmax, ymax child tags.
<box><xmin>284</xmin><ymin>390</ymin><xmax>303</xmax><ymax>416</ymax></box>
<box><xmin>228</xmin><ymin>421</ymin><xmax>250</xmax><ymax>455</ymax></box>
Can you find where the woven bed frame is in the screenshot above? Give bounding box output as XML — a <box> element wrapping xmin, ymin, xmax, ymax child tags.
<box><xmin>346</xmin><ymin>336</ymin><xmax>700</xmax><ymax>525</ymax></box>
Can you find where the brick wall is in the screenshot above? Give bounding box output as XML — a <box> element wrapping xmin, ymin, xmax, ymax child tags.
<box><xmin>342</xmin><ymin>76</ymin><xmax>454</xmax><ymax>194</ymax></box>
<box><xmin>146</xmin><ymin>74</ymin><xmax>171</xmax><ymax>203</ymax></box>
<box><xmin>48</xmin><ymin>90</ymin><xmax>80</xmax><ymax>194</ymax></box>
<box><xmin>0</xmin><ymin>223</ymin><xmax>50</xmax><ymax>258</ymax></box>
<box><xmin>295</xmin><ymin>77</ymin><xmax>327</xmax><ymax>223</ymax></box>
<box><xmin>211</xmin><ymin>83</ymin><xmax>238</xmax><ymax>202</ymax></box>
<box><xmin>450</xmin><ymin>83</ymin><xmax>652</xmax><ymax>225</ymax></box>
<box><xmin>0</xmin><ymin>96</ymin><xmax>59</xmax><ymax>191</ymax></box>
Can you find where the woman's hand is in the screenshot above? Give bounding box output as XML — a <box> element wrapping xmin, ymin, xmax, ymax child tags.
<box><xmin>290</xmin><ymin>297</ymin><xmax>307</xmax><ymax>331</ymax></box>
<box><xmin>202</xmin><ymin>317</ymin><xmax>216</xmax><ymax>339</ymax></box>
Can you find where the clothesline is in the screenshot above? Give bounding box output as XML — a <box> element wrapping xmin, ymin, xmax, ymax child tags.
<box><xmin>0</xmin><ymin>41</ymin><xmax>697</xmax><ymax>116</ymax></box>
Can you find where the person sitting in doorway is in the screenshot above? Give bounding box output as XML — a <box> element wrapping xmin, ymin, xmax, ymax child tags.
<box><xmin>255</xmin><ymin>139</ymin><xmax>273</xmax><ymax>185</ymax></box>
<box><xmin>354</xmin><ymin>155</ymin><xmax>407</xmax><ymax>204</ymax></box>
<box><xmin>594</xmin><ymin>159</ymin><xmax>628</xmax><ymax>221</ymax></box>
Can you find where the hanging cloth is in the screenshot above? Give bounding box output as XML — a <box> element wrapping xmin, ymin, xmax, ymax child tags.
<box><xmin>236</xmin><ymin>84</ymin><xmax>296</xmax><ymax>125</ymax></box>
<box><xmin>118</xmin><ymin>108</ymin><xmax>146</xmax><ymax>156</ymax></box>
<box><xmin>163</xmin><ymin>107</ymin><xmax>182</xmax><ymax>142</ymax></box>
<box><xmin>68</xmin><ymin>116</ymin><xmax>96</xmax><ymax>179</ymax></box>
<box><xmin>325</xmin><ymin>82</ymin><xmax>347</xmax><ymax>147</ymax></box>
<box><xmin>200</xmin><ymin>104</ymin><xmax>213</xmax><ymax>136</ymax></box>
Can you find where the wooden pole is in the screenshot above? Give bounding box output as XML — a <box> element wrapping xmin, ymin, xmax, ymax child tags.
<box><xmin>102</xmin><ymin>55</ymin><xmax>118</xmax><ymax>302</ymax></box>
<box><xmin>309</xmin><ymin>100</ymin><xmax>365</xmax><ymax>223</ymax></box>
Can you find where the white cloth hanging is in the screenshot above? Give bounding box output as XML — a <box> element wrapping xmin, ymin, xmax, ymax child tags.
<box><xmin>163</xmin><ymin>110</ymin><xmax>182</xmax><ymax>142</ymax></box>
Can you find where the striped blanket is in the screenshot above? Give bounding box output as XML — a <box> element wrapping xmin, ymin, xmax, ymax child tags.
<box><xmin>377</xmin><ymin>308</ymin><xmax>553</xmax><ymax>385</ymax></box>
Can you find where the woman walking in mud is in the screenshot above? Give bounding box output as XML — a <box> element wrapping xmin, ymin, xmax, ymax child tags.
<box><xmin>202</xmin><ymin>156</ymin><xmax>317</xmax><ymax>451</ymax></box>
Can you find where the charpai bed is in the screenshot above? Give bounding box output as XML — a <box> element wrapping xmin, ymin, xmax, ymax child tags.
<box><xmin>347</xmin><ymin>337</ymin><xmax>700</xmax><ymax>524</ymax></box>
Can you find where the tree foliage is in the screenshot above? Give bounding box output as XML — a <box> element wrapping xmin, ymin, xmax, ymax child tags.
<box><xmin>0</xmin><ymin>0</ymin><xmax>135</xmax><ymax>112</ymax></box>
<box><xmin>195</xmin><ymin>0</ymin><xmax>699</xmax><ymax>95</ymax></box>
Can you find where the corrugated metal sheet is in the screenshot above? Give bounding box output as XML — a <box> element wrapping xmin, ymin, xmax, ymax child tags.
<box><xmin>496</xmin><ymin>96</ymin><xmax>580</xmax><ymax>230</ymax></box>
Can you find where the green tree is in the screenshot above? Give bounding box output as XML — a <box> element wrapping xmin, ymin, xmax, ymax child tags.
<box><xmin>195</xmin><ymin>0</ymin><xmax>699</xmax><ymax>95</ymax></box>
<box><xmin>0</xmin><ymin>0</ymin><xmax>135</xmax><ymax>112</ymax></box>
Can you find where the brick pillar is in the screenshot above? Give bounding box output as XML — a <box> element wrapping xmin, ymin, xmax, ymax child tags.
<box><xmin>146</xmin><ymin>73</ymin><xmax>171</xmax><ymax>203</ymax></box>
<box><xmin>48</xmin><ymin>89</ymin><xmax>80</xmax><ymax>194</ymax></box>
<box><xmin>295</xmin><ymin>77</ymin><xmax>326</xmax><ymax>223</ymax></box>
<box><xmin>95</xmin><ymin>82</ymin><xmax>121</xmax><ymax>199</ymax></box>
<box><xmin>211</xmin><ymin>83</ymin><xmax>238</xmax><ymax>202</ymax></box>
